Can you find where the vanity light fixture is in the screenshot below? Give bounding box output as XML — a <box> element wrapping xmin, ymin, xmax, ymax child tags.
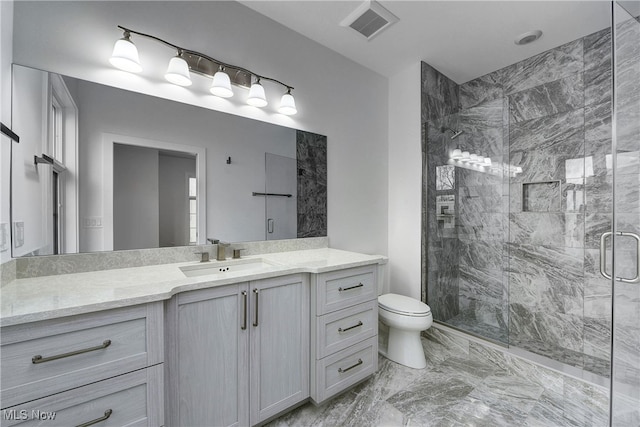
<box><xmin>210</xmin><ymin>66</ymin><xmax>233</xmax><ymax>98</ymax></box>
<box><xmin>247</xmin><ymin>78</ymin><xmax>268</xmax><ymax>107</ymax></box>
<box><xmin>109</xmin><ymin>25</ymin><xmax>297</xmax><ymax>114</ymax></box>
<box><xmin>165</xmin><ymin>51</ymin><xmax>192</xmax><ymax>87</ymax></box>
<box><xmin>278</xmin><ymin>88</ymin><xmax>297</xmax><ymax>116</ymax></box>
<box><xmin>109</xmin><ymin>30</ymin><xmax>142</xmax><ymax>73</ymax></box>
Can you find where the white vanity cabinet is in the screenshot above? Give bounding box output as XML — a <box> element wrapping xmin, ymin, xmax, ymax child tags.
<box><xmin>310</xmin><ymin>265</ymin><xmax>379</xmax><ymax>404</ymax></box>
<box><xmin>165</xmin><ymin>273</ymin><xmax>310</xmax><ymax>427</ymax></box>
<box><xmin>0</xmin><ymin>303</ymin><xmax>164</xmax><ymax>426</ymax></box>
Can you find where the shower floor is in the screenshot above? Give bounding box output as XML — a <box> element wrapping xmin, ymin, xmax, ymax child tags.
<box><xmin>444</xmin><ymin>309</ymin><xmax>509</xmax><ymax>345</ymax></box>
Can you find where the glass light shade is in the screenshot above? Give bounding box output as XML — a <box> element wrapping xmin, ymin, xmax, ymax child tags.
<box><xmin>278</xmin><ymin>92</ymin><xmax>297</xmax><ymax>115</ymax></box>
<box><xmin>484</xmin><ymin>157</ymin><xmax>492</xmax><ymax>166</ymax></box>
<box><xmin>477</xmin><ymin>156</ymin><xmax>485</xmax><ymax>164</ymax></box>
<box><xmin>109</xmin><ymin>37</ymin><xmax>142</xmax><ymax>73</ymax></box>
<box><xmin>247</xmin><ymin>82</ymin><xmax>268</xmax><ymax>107</ymax></box>
<box><xmin>461</xmin><ymin>151</ymin><xmax>470</xmax><ymax>161</ymax></box>
<box><xmin>469</xmin><ymin>154</ymin><xmax>478</xmax><ymax>164</ymax></box>
<box><xmin>451</xmin><ymin>148</ymin><xmax>463</xmax><ymax>159</ymax></box>
<box><xmin>210</xmin><ymin>70</ymin><xmax>233</xmax><ymax>98</ymax></box>
<box><xmin>165</xmin><ymin>56</ymin><xmax>192</xmax><ymax>86</ymax></box>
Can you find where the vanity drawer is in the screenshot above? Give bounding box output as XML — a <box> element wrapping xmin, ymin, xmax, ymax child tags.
<box><xmin>0</xmin><ymin>303</ymin><xmax>163</xmax><ymax>409</ymax></box>
<box><xmin>316</xmin><ymin>300</ymin><xmax>377</xmax><ymax>359</ymax></box>
<box><xmin>313</xmin><ymin>336</ymin><xmax>377</xmax><ymax>404</ymax></box>
<box><xmin>315</xmin><ymin>265</ymin><xmax>377</xmax><ymax>315</ymax></box>
<box><xmin>1</xmin><ymin>364</ymin><xmax>163</xmax><ymax>427</ymax></box>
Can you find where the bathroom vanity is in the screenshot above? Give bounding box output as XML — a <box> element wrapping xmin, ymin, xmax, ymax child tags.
<box><xmin>0</xmin><ymin>248</ymin><xmax>385</xmax><ymax>426</ymax></box>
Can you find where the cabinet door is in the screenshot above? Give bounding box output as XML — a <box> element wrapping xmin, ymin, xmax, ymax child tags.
<box><xmin>167</xmin><ymin>284</ymin><xmax>249</xmax><ymax>427</ymax></box>
<box><xmin>249</xmin><ymin>274</ymin><xmax>310</xmax><ymax>424</ymax></box>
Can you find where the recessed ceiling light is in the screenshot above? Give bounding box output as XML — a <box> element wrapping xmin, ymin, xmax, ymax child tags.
<box><xmin>514</xmin><ymin>30</ymin><xmax>543</xmax><ymax>45</ymax></box>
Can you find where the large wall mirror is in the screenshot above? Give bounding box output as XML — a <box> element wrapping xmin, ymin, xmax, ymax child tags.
<box><xmin>11</xmin><ymin>64</ymin><xmax>327</xmax><ymax>257</ymax></box>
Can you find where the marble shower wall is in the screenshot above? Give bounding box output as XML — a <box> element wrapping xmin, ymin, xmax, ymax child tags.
<box><xmin>296</xmin><ymin>131</ymin><xmax>327</xmax><ymax>238</ymax></box>
<box><xmin>423</xmin><ymin>27</ymin><xmax>614</xmax><ymax>374</ymax></box>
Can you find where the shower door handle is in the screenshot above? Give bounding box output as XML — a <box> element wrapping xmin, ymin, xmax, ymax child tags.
<box><xmin>617</xmin><ymin>232</ymin><xmax>640</xmax><ymax>284</ymax></box>
<box><xmin>600</xmin><ymin>232</ymin><xmax>613</xmax><ymax>280</ymax></box>
<box><xmin>600</xmin><ymin>231</ymin><xmax>640</xmax><ymax>283</ymax></box>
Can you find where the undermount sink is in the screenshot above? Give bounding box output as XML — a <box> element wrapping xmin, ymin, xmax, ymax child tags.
<box><xmin>180</xmin><ymin>258</ymin><xmax>278</xmax><ymax>278</ymax></box>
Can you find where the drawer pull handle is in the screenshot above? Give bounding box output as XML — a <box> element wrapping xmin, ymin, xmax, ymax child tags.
<box><xmin>338</xmin><ymin>283</ymin><xmax>364</xmax><ymax>292</ymax></box>
<box><xmin>253</xmin><ymin>288</ymin><xmax>259</xmax><ymax>327</ymax></box>
<box><xmin>338</xmin><ymin>321</ymin><xmax>363</xmax><ymax>333</ymax></box>
<box><xmin>76</xmin><ymin>409</ymin><xmax>113</xmax><ymax>427</ymax></box>
<box><xmin>32</xmin><ymin>340</ymin><xmax>112</xmax><ymax>364</ymax></box>
<box><xmin>338</xmin><ymin>358</ymin><xmax>363</xmax><ymax>373</ymax></box>
<box><xmin>241</xmin><ymin>291</ymin><xmax>248</xmax><ymax>330</ymax></box>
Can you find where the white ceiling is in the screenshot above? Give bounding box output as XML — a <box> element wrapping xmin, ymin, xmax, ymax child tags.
<box><xmin>240</xmin><ymin>1</ymin><xmax>611</xmax><ymax>83</ymax></box>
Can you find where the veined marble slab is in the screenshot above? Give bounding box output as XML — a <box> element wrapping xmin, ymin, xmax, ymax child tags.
<box><xmin>0</xmin><ymin>248</ymin><xmax>386</xmax><ymax>327</ymax></box>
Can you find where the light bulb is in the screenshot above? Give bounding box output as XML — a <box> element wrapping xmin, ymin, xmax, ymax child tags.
<box><xmin>210</xmin><ymin>68</ymin><xmax>233</xmax><ymax>98</ymax></box>
<box><xmin>278</xmin><ymin>89</ymin><xmax>297</xmax><ymax>115</ymax></box>
<box><xmin>247</xmin><ymin>80</ymin><xmax>268</xmax><ymax>107</ymax></box>
<box><xmin>165</xmin><ymin>54</ymin><xmax>192</xmax><ymax>86</ymax></box>
<box><xmin>109</xmin><ymin>33</ymin><xmax>142</xmax><ymax>73</ymax></box>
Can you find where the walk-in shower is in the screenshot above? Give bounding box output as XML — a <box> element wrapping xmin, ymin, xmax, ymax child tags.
<box><xmin>422</xmin><ymin>2</ymin><xmax>639</xmax><ymax>424</ymax></box>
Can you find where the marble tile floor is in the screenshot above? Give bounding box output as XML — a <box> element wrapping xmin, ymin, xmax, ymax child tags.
<box><xmin>444</xmin><ymin>310</ymin><xmax>509</xmax><ymax>346</ymax></box>
<box><xmin>268</xmin><ymin>331</ymin><xmax>609</xmax><ymax>427</ymax></box>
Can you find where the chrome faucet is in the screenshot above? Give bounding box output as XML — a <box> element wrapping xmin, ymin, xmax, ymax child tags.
<box><xmin>216</xmin><ymin>242</ymin><xmax>229</xmax><ymax>261</ymax></box>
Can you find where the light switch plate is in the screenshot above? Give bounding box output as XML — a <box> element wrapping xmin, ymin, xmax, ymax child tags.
<box><xmin>83</xmin><ymin>217</ymin><xmax>103</xmax><ymax>228</ymax></box>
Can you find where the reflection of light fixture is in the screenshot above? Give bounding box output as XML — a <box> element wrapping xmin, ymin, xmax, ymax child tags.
<box><xmin>278</xmin><ymin>88</ymin><xmax>297</xmax><ymax>116</ymax></box>
<box><xmin>210</xmin><ymin>66</ymin><xmax>233</xmax><ymax>98</ymax></box>
<box><xmin>109</xmin><ymin>30</ymin><xmax>142</xmax><ymax>73</ymax></box>
<box><xmin>247</xmin><ymin>79</ymin><xmax>268</xmax><ymax>107</ymax></box>
<box><xmin>165</xmin><ymin>51</ymin><xmax>192</xmax><ymax>86</ymax></box>
<box><xmin>448</xmin><ymin>148</ymin><xmax>522</xmax><ymax>176</ymax></box>
<box><xmin>109</xmin><ymin>25</ymin><xmax>297</xmax><ymax>113</ymax></box>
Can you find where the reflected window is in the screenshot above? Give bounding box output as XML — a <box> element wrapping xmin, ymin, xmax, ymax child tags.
<box><xmin>436</xmin><ymin>165</ymin><xmax>455</xmax><ymax>190</ymax></box>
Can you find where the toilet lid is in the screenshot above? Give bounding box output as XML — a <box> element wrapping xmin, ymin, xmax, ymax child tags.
<box><xmin>378</xmin><ymin>293</ymin><xmax>431</xmax><ymax>316</ymax></box>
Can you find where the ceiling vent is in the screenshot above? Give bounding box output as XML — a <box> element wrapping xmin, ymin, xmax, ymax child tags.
<box><xmin>340</xmin><ymin>1</ymin><xmax>399</xmax><ymax>41</ymax></box>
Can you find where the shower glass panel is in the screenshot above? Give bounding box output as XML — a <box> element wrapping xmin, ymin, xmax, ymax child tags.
<box><xmin>610</xmin><ymin>1</ymin><xmax>640</xmax><ymax>424</ymax></box>
<box><xmin>423</xmin><ymin>16</ymin><xmax>615</xmax><ymax>374</ymax></box>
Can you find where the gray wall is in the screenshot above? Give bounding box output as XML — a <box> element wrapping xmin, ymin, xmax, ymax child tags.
<box><xmin>423</xmin><ymin>27</ymin><xmax>613</xmax><ymax>376</ymax></box>
<box><xmin>113</xmin><ymin>144</ymin><xmax>159</xmax><ymax>250</ymax></box>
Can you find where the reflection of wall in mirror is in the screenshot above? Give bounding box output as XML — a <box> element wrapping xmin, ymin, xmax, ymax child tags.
<box><xmin>0</xmin><ymin>0</ymin><xmax>13</xmax><ymax>264</ymax></box>
<box><xmin>71</xmin><ymin>78</ymin><xmax>296</xmax><ymax>250</ymax></box>
<box><xmin>11</xmin><ymin>66</ymin><xmax>49</xmax><ymax>256</ymax></box>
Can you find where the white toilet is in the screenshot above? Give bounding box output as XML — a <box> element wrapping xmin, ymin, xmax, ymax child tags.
<box><xmin>378</xmin><ymin>293</ymin><xmax>432</xmax><ymax>369</ymax></box>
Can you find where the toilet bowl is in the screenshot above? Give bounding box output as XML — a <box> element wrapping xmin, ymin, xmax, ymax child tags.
<box><xmin>378</xmin><ymin>293</ymin><xmax>432</xmax><ymax>369</ymax></box>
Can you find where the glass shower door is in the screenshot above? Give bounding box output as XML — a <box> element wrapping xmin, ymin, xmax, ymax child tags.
<box><xmin>610</xmin><ymin>1</ymin><xmax>640</xmax><ymax>425</ymax></box>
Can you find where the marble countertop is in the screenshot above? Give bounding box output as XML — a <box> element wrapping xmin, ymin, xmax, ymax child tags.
<box><xmin>1</xmin><ymin>248</ymin><xmax>386</xmax><ymax>327</ymax></box>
